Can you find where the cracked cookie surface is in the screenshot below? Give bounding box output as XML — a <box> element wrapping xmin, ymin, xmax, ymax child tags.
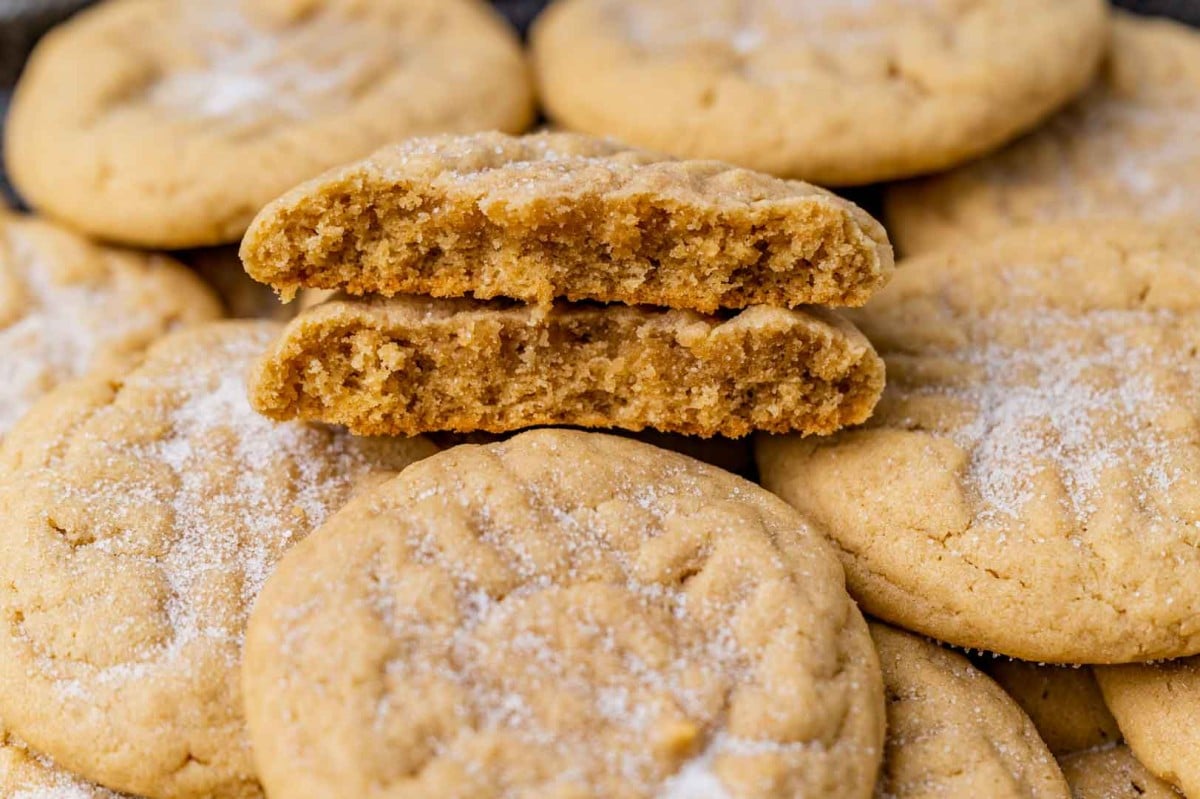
<box><xmin>244</xmin><ymin>429</ymin><xmax>885</xmax><ymax>799</ymax></box>
<box><xmin>757</xmin><ymin>225</ymin><xmax>1200</xmax><ymax>663</ymax></box>
<box><xmin>5</xmin><ymin>0</ymin><xmax>533</xmax><ymax>248</ymax></box>
<box><xmin>0</xmin><ymin>321</ymin><xmax>436</xmax><ymax>799</ymax></box>
<box><xmin>531</xmin><ymin>0</ymin><xmax>1107</xmax><ymax>185</ymax></box>
<box><xmin>249</xmin><ymin>295</ymin><xmax>885</xmax><ymax>438</ymax></box>
<box><xmin>871</xmin><ymin>623</ymin><xmax>1069</xmax><ymax>799</ymax></box>
<box><xmin>241</xmin><ymin>131</ymin><xmax>893</xmax><ymax>312</ymax></box>
<box><xmin>0</xmin><ymin>213</ymin><xmax>220</xmax><ymax>436</ymax></box>
<box><xmin>887</xmin><ymin>13</ymin><xmax>1200</xmax><ymax>255</ymax></box>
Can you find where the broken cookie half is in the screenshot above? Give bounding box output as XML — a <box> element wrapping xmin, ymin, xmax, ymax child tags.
<box><xmin>249</xmin><ymin>296</ymin><xmax>885</xmax><ymax>438</ymax></box>
<box><xmin>240</xmin><ymin>131</ymin><xmax>893</xmax><ymax>312</ymax></box>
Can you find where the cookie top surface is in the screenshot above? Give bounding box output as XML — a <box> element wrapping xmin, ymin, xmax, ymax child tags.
<box><xmin>757</xmin><ymin>225</ymin><xmax>1200</xmax><ymax>663</ymax></box>
<box><xmin>887</xmin><ymin>13</ymin><xmax>1200</xmax><ymax>255</ymax></box>
<box><xmin>241</xmin><ymin>131</ymin><xmax>893</xmax><ymax>310</ymax></box>
<box><xmin>1058</xmin><ymin>745</ymin><xmax>1182</xmax><ymax>799</ymax></box>
<box><xmin>5</xmin><ymin>0</ymin><xmax>533</xmax><ymax>248</ymax></box>
<box><xmin>0</xmin><ymin>321</ymin><xmax>437</xmax><ymax>798</ymax></box>
<box><xmin>984</xmin><ymin>663</ymin><xmax>1120</xmax><ymax>756</ymax></box>
<box><xmin>244</xmin><ymin>429</ymin><xmax>886</xmax><ymax>799</ymax></box>
<box><xmin>0</xmin><ymin>213</ymin><xmax>221</xmax><ymax>436</ymax></box>
<box><xmin>1</xmin><ymin>724</ymin><xmax>127</xmax><ymax>799</ymax></box>
<box><xmin>871</xmin><ymin>624</ymin><xmax>1069</xmax><ymax>799</ymax></box>
<box><xmin>531</xmin><ymin>0</ymin><xmax>1107</xmax><ymax>185</ymax></box>
<box><xmin>1095</xmin><ymin>660</ymin><xmax>1200</xmax><ymax>797</ymax></box>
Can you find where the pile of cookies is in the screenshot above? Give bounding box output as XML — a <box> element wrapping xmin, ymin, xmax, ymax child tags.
<box><xmin>0</xmin><ymin>0</ymin><xmax>1197</xmax><ymax>797</ymax></box>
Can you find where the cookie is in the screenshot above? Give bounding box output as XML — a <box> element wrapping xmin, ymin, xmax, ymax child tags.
<box><xmin>887</xmin><ymin>13</ymin><xmax>1200</xmax><ymax>255</ymax></box>
<box><xmin>1058</xmin><ymin>745</ymin><xmax>1181</xmax><ymax>799</ymax></box>
<box><xmin>1</xmin><ymin>723</ymin><xmax>128</xmax><ymax>799</ymax></box>
<box><xmin>530</xmin><ymin>0</ymin><xmax>1108</xmax><ymax>186</ymax></box>
<box><xmin>871</xmin><ymin>623</ymin><xmax>1069</xmax><ymax>798</ymax></box>
<box><xmin>757</xmin><ymin>224</ymin><xmax>1200</xmax><ymax>663</ymax></box>
<box><xmin>243</xmin><ymin>429</ymin><xmax>886</xmax><ymax>799</ymax></box>
<box><xmin>985</xmin><ymin>662</ymin><xmax>1120</xmax><ymax>755</ymax></box>
<box><xmin>0</xmin><ymin>321</ymin><xmax>437</xmax><ymax>798</ymax></box>
<box><xmin>1095</xmin><ymin>660</ymin><xmax>1200</xmax><ymax>796</ymax></box>
<box><xmin>249</xmin><ymin>295</ymin><xmax>886</xmax><ymax>438</ymax></box>
<box><xmin>5</xmin><ymin>0</ymin><xmax>534</xmax><ymax>248</ymax></box>
<box><xmin>0</xmin><ymin>212</ymin><xmax>220</xmax><ymax>436</ymax></box>
<box><xmin>240</xmin><ymin>131</ymin><xmax>893</xmax><ymax>312</ymax></box>
<box><xmin>181</xmin><ymin>246</ymin><xmax>294</xmax><ymax>321</ymax></box>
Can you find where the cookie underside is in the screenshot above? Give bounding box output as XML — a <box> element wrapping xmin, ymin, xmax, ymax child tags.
<box><xmin>250</xmin><ymin>299</ymin><xmax>884</xmax><ymax>438</ymax></box>
<box><xmin>245</xmin><ymin>177</ymin><xmax>885</xmax><ymax>311</ymax></box>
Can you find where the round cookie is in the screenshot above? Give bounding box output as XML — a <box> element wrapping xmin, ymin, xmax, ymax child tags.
<box><xmin>244</xmin><ymin>429</ymin><xmax>886</xmax><ymax>799</ymax></box>
<box><xmin>1058</xmin><ymin>745</ymin><xmax>1181</xmax><ymax>799</ymax></box>
<box><xmin>0</xmin><ymin>321</ymin><xmax>437</xmax><ymax>799</ymax></box>
<box><xmin>757</xmin><ymin>224</ymin><xmax>1200</xmax><ymax>664</ymax></box>
<box><xmin>871</xmin><ymin>623</ymin><xmax>1069</xmax><ymax>798</ymax></box>
<box><xmin>1</xmin><ymin>722</ymin><xmax>128</xmax><ymax>799</ymax></box>
<box><xmin>887</xmin><ymin>12</ymin><xmax>1200</xmax><ymax>255</ymax></box>
<box><xmin>0</xmin><ymin>212</ymin><xmax>221</xmax><ymax>435</ymax></box>
<box><xmin>1095</xmin><ymin>660</ymin><xmax>1200</xmax><ymax>796</ymax></box>
<box><xmin>531</xmin><ymin>0</ymin><xmax>1108</xmax><ymax>185</ymax></box>
<box><xmin>5</xmin><ymin>0</ymin><xmax>534</xmax><ymax>248</ymax></box>
<box><xmin>985</xmin><ymin>662</ymin><xmax>1120</xmax><ymax>755</ymax></box>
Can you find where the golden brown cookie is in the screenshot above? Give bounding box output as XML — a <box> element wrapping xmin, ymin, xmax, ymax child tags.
<box><xmin>0</xmin><ymin>321</ymin><xmax>437</xmax><ymax>799</ymax></box>
<box><xmin>249</xmin><ymin>295</ymin><xmax>886</xmax><ymax>438</ymax></box>
<box><xmin>757</xmin><ymin>224</ymin><xmax>1200</xmax><ymax>663</ymax></box>
<box><xmin>531</xmin><ymin>0</ymin><xmax>1107</xmax><ymax>185</ymax></box>
<box><xmin>1</xmin><ymin>722</ymin><xmax>128</xmax><ymax>799</ymax></box>
<box><xmin>887</xmin><ymin>13</ymin><xmax>1200</xmax><ymax>255</ymax></box>
<box><xmin>871</xmin><ymin>624</ymin><xmax>1069</xmax><ymax>799</ymax></box>
<box><xmin>181</xmin><ymin>247</ymin><xmax>294</xmax><ymax>321</ymax></box>
<box><xmin>1095</xmin><ymin>660</ymin><xmax>1200</xmax><ymax>797</ymax></box>
<box><xmin>6</xmin><ymin>0</ymin><xmax>533</xmax><ymax>248</ymax></box>
<box><xmin>240</xmin><ymin>132</ymin><xmax>893</xmax><ymax>311</ymax></box>
<box><xmin>1058</xmin><ymin>745</ymin><xmax>1181</xmax><ymax>799</ymax></box>
<box><xmin>244</xmin><ymin>429</ymin><xmax>886</xmax><ymax>799</ymax></box>
<box><xmin>0</xmin><ymin>212</ymin><xmax>220</xmax><ymax>435</ymax></box>
<box><xmin>985</xmin><ymin>662</ymin><xmax>1120</xmax><ymax>756</ymax></box>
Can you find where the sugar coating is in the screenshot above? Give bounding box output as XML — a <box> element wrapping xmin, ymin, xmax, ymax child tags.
<box><xmin>887</xmin><ymin>12</ymin><xmax>1200</xmax><ymax>254</ymax></box>
<box><xmin>1</xmin><ymin>726</ymin><xmax>126</xmax><ymax>799</ymax></box>
<box><xmin>244</xmin><ymin>430</ymin><xmax>886</xmax><ymax>799</ymax></box>
<box><xmin>757</xmin><ymin>225</ymin><xmax>1200</xmax><ymax>663</ymax></box>
<box><xmin>0</xmin><ymin>321</ymin><xmax>436</xmax><ymax>799</ymax></box>
<box><xmin>870</xmin><ymin>624</ymin><xmax>1069</xmax><ymax>799</ymax></box>
<box><xmin>1058</xmin><ymin>744</ymin><xmax>1181</xmax><ymax>799</ymax></box>
<box><xmin>0</xmin><ymin>215</ymin><xmax>220</xmax><ymax>434</ymax></box>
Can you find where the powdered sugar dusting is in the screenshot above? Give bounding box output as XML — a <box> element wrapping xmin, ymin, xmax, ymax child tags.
<box><xmin>0</xmin><ymin>229</ymin><xmax>166</xmax><ymax>434</ymax></box>
<box><xmin>2</xmin><ymin>732</ymin><xmax>126</xmax><ymax>799</ymax></box>
<box><xmin>918</xmin><ymin>308</ymin><xmax>1199</xmax><ymax>521</ymax></box>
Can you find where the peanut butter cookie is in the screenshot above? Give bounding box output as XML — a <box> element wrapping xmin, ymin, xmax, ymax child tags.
<box><xmin>871</xmin><ymin>623</ymin><xmax>1069</xmax><ymax>799</ymax></box>
<box><xmin>1</xmin><ymin>722</ymin><xmax>128</xmax><ymax>799</ymax></box>
<box><xmin>758</xmin><ymin>225</ymin><xmax>1200</xmax><ymax>663</ymax></box>
<box><xmin>0</xmin><ymin>213</ymin><xmax>220</xmax><ymax>436</ymax></box>
<box><xmin>531</xmin><ymin>0</ymin><xmax>1107</xmax><ymax>185</ymax></box>
<box><xmin>1059</xmin><ymin>745</ymin><xmax>1181</xmax><ymax>799</ymax></box>
<box><xmin>887</xmin><ymin>13</ymin><xmax>1200</xmax><ymax>255</ymax></box>
<box><xmin>0</xmin><ymin>321</ymin><xmax>436</xmax><ymax>798</ymax></box>
<box><xmin>249</xmin><ymin>296</ymin><xmax>885</xmax><ymax>438</ymax></box>
<box><xmin>240</xmin><ymin>132</ymin><xmax>893</xmax><ymax>312</ymax></box>
<box><xmin>985</xmin><ymin>663</ymin><xmax>1120</xmax><ymax>756</ymax></box>
<box><xmin>5</xmin><ymin>0</ymin><xmax>533</xmax><ymax>248</ymax></box>
<box><xmin>244</xmin><ymin>429</ymin><xmax>886</xmax><ymax>799</ymax></box>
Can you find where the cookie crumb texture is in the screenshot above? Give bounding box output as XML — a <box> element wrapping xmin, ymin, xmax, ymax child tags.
<box><xmin>871</xmin><ymin>624</ymin><xmax>1070</xmax><ymax>799</ymax></box>
<box><xmin>241</xmin><ymin>132</ymin><xmax>893</xmax><ymax>311</ymax></box>
<box><xmin>0</xmin><ymin>322</ymin><xmax>436</xmax><ymax>799</ymax></box>
<box><xmin>5</xmin><ymin>0</ymin><xmax>534</xmax><ymax>248</ymax></box>
<box><xmin>887</xmin><ymin>12</ymin><xmax>1200</xmax><ymax>254</ymax></box>
<box><xmin>531</xmin><ymin>0</ymin><xmax>1108</xmax><ymax>185</ymax></box>
<box><xmin>244</xmin><ymin>430</ymin><xmax>885</xmax><ymax>799</ymax></box>
<box><xmin>250</xmin><ymin>296</ymin><xmax>885</xmax><ymax>438</ymax></box>
<box><xmin>758</xmin><ymin>225</ymin><xmax>1200</xmax><ymax>664</ymax></box>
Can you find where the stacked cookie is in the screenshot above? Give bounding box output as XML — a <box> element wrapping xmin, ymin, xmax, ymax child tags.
<box><xmin>240</xmin><ymin>131</ymin><xmax>894</xmax><ymax>439</ymax></box>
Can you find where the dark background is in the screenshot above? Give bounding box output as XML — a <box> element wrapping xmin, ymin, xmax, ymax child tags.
<box><xmin>1</xmin><ymin>0</ymin><xmax>1197</xmax><ymax>207</ymax></box>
